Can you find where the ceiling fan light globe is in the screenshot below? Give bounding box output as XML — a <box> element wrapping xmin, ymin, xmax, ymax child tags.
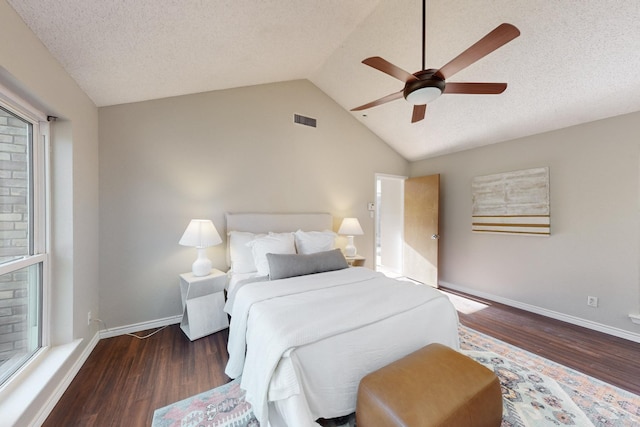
<box><xmin>405</xmin><ymin>86</ymin><xmax>442</xmax><ymax>105</ymax></box>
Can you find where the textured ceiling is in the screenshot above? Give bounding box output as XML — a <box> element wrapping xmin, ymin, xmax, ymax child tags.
<box><xmin>8</xmin><ymin>0</ymin><xmax>640</xmax><ymax>161</ymax></box>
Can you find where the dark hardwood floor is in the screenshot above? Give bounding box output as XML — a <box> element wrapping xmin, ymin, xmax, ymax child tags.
<box><xmin>443</xmin><ymin>288</ymin><xmax>640</xmax><ymax>396</ymax></box>
<box><xmin>42</xmin><ymin>291</ymin><xmax>640</xmax><ymax>426</ymax></box>
<box><xmin>42</xmin><ymin>326</ymin><xmax>231</xmax><ymax>427</ymax></box>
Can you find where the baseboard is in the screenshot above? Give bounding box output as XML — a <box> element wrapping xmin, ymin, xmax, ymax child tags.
<box><xmin>30</xmin><ymin>332</ymin><xmax>101</xmax><ymax>426</ymax></box>
<box><xmin>29</xmin><ymin>316</ymin><xmax>181</xmax><ymax>425</ymax></box>
<box><xmin>440</xmin><ymin>281</ymin><xmax>640</xmax><ymax>344</ymax></box>
<box><xmin>98</xmin><ymin>315</ymin><xmax>182</xmax><ymax>339</ymax></box>
<box><xmin>9</xmin><ymin>316</ymin><xmax>182</xmax><ymax>426</ymax></box>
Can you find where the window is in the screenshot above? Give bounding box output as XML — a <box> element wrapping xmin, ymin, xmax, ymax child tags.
<box><xmin>0</xmin><ymin>96</ymin><xmax>48</xmax><ymax>387</ymax></box>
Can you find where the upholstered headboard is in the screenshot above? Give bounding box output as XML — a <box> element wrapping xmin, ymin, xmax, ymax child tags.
<box><xmin>225</xmin><ymin>212</ymin><xmax>332</xmax><ymax>234</ymax></box>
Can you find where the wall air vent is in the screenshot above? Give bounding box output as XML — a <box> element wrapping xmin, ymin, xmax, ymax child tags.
<box><xmin>294</xmin><ymin>114</ymin><xmax>317</xmax><ymax>128</ymax></box>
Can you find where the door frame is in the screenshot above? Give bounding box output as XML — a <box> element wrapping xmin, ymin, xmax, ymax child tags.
<box><xmin>374</xmin><ymin>173</ymin><xmax>407</xmax><ymax>276</ymax></box>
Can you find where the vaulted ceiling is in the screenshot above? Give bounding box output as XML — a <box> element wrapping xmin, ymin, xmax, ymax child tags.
<box><xmin>8</xmin><ymin>0</ymin><xmax>640</xmax><ymax>160</ymax></box>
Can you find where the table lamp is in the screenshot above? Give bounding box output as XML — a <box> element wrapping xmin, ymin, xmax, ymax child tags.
<box><xmin>338</xmin><ymin>217</ymin><xmax>363</xmax><ymax>257</ymax></box>
<box><xmin>179</xmin><ymin>219</ymin><xmax>222</xmax><ymax>276</ymax></box>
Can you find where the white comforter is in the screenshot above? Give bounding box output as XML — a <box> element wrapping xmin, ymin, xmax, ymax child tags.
<box><xmin>225</xmin><ymin>267</ymin><xmax>459</xmax><ymax>426</ymax></box>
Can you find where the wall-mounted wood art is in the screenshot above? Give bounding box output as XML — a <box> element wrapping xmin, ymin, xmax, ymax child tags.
<box><xmin>472</xmin><ymin>167</ymin><xmax>550</xmax><ymax>236</ymax></box>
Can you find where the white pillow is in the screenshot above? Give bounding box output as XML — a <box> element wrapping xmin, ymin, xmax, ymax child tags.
<box><xmin>247</xmin><ymin>232</ymin><xmax>296</xmax><ymax>276</ymax></box>
<box><xmin>228</xmin><ymin>231</ymin><xmax>264</xmax><ymax>274</ymax></box>
<box><xmin>294</xmin><ymin>229</ymin><xmax>336</xmax><ymax>254</ymax></box>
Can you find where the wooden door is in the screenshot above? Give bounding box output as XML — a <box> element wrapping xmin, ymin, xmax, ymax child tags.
<box><xmin>403</xmin><ymin>174</ymin><xmax>440</xmax><ymax>287</ymax></box>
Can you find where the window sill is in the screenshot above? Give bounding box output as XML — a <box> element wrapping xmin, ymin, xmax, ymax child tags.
<box><xmin>0</xmin><ymin>338</ymin><xmax>83</xmax><ymax>426</ymax></box>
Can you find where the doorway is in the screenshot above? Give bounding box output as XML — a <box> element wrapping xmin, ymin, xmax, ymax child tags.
<box><xmin>375</xmin><ymin>173</ymin><xmax>440</xmax><ymax>287</ymax></box>
<box><xmin>375</xmin><ymin>174</ymin><xmax>405</xmax><ymax>277</ymax></box>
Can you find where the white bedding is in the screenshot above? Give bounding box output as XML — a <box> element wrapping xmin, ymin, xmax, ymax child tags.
<box><xmin>226</xmin><ymin>271</ymin><xmax>264</xmax><ymax>294</ymax></box>
<box><xmin>225</xmin><ymin>267</ymin><xmax>460</xmax><ymax>427</ymax></box>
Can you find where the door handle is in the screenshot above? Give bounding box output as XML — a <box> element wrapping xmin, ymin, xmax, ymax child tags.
<box><xmin>431</xmin><ymin>234</ymin><xmax>440</xmax><ymax>240</ymax></box>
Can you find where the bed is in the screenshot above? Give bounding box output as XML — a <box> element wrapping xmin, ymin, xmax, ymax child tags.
<box><xmin>223</xmin><ymin>212</ymin><xmax>460</xmax><ymax>427</ymax></box>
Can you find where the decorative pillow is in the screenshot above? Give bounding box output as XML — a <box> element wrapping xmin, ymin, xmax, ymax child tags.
<box><xmin>267</xmin><ymin>249</ymin><xmax>349</xmax><ymax>280</ymax></box>
<box><xmin>227</xmin><ymin>231</ymin><xmax>264</xmax><ymax>274</ymax></box>
<box><xmin>247</xmin><ymin>232</ymin><xmax>296</xmax><ymax>276</ymax></box>
<box><xmin>294</xmin><ymin>229</ymin><xmax>337</xmax><ymax>254</ymax></box>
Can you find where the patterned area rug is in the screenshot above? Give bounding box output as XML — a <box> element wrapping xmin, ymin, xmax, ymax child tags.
<box><xmin>460</xmin><ymin>325</ymin><xmax>640</xmax><ymax>426</ymax></box>
<box><xmin>152</xmin><ymin>377</ymin><xmax>259</xmax><ymax>427</ymax></box>
<box><xmin>151</xmin><ymin>326</ymin><xmax>640</xmax><ymax>427</ymax></box>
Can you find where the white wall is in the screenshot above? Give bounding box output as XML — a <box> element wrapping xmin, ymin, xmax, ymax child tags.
<box><xmin>98</xmin><ymin>79</ymin><xmax>408</xmax><ymax>329</ymax></box>
<box><xmin>0</xmin><ymin>0</ymin><xmax>100</xmax><ymax>424</ymax></box>
<box><xmin>410</xmin><ymin>111</ymin><xmax>640</xmax><ymax>339</ymax></box>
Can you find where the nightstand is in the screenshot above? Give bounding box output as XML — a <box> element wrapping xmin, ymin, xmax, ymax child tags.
<box><xmin>345</xmin><ymin>255</ymin><xmax>365</xmax><ymax>267</ymax></box>
<box><xmin>179</xmin><ymin>269</ymin><xmax>228</xmax><ymax>341</ymax></box>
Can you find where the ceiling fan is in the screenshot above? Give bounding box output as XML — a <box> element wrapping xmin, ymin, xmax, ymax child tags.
<box><xmin>351</xmin><ymin>0</ymin><xmax>520</xmax><ymax>123</ymax></box>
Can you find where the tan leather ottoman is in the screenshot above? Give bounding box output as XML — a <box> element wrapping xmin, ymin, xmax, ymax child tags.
<box><xmin>356</xmin><ymin>343</ymin><xmax>502</xmax><ymax>427</ymax></box>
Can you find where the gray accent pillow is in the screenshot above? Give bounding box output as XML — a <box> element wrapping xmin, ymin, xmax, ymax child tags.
<box><xmin>267</xmin><ymin>249</ymin><xmax>349</xmax><ymax>280</ymax></box>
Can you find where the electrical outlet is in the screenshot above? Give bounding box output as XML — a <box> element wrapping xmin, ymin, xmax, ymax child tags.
<box><xmin>87</xmin><ymin>311</ymin><xmax>92</xmax><ymax>326</ymax></box>
<box><xmin>587</xmin><ymin>296</ymin><xmax>598</xmax><ymax>308</ymax></box>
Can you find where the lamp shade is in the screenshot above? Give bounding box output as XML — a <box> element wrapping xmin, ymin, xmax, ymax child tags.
<box><xmin>179</xmin><ymin>219</ymin><xmax>222</xmax><ymax>248</ymax></box>
<box><xmin>338</xmin><ymin>218</ymin><xmax>363</xmax><ymax>236</ymax></box>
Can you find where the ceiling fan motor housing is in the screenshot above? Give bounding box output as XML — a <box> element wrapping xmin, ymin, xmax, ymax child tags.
<box><xmin>404</xmin><ymin>69</ymin><xmax>446</xmax><ymax>105</ymax></box>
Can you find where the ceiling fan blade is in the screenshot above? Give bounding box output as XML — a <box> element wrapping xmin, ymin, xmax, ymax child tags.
<box><xmin>444</xmin><ymin>82</ymin><xmax>507</xmax><ymax>94</ymax></box>
<box><xmin>362</xmin><ymin>57</ymin><xmax>417</xmax><ymax>83</ymax></box>
<box><xmin>411</xmin><ymin>104</ymin><xmax>426</xmax><ymax>123</ymax></box>
<box><xmin>351</xmin><ymin>91</ymin><xmax>404</xmax><ymax>111</ymax></box>
<box><xmin>435</xmin><ymin>23</ymin><xmax>520</xmax><ymax>80</ymax></box>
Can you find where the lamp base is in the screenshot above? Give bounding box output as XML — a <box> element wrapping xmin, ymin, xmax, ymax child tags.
<box><xmin>344</xmin><ymin>235</ymin><xmax>357</xmax><ymax>257</ymax></box>
<box><xmin>192</xmin><ymin>247</ymin><xmax>212</xmax><ymax>277</ymax></box>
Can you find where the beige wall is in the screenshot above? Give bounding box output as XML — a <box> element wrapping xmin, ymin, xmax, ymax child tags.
<box><xmin>0</xmin><ymin>0</ymin><xmax>99</xmax><ymax>344</ymax></box>
<box><xmin>410</xmin><ymin>111</ymin><xmax>640</xmax><ymax>338</ymax></box>
<box><xmin>0</xmin><ymin>0</ymin><xmax>100</xmax><ymax>424</ymax></box>
<box><xmin>99</xmin><ymin>79</ymin><xmax>408</xmax><ymax>328</ymax></box>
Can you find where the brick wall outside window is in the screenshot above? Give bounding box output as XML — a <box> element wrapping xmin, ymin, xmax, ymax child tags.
<box><xmin>0</xmin><ymin>110</ymin><xmax>30</xmax><ymax>365</ymax></box>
